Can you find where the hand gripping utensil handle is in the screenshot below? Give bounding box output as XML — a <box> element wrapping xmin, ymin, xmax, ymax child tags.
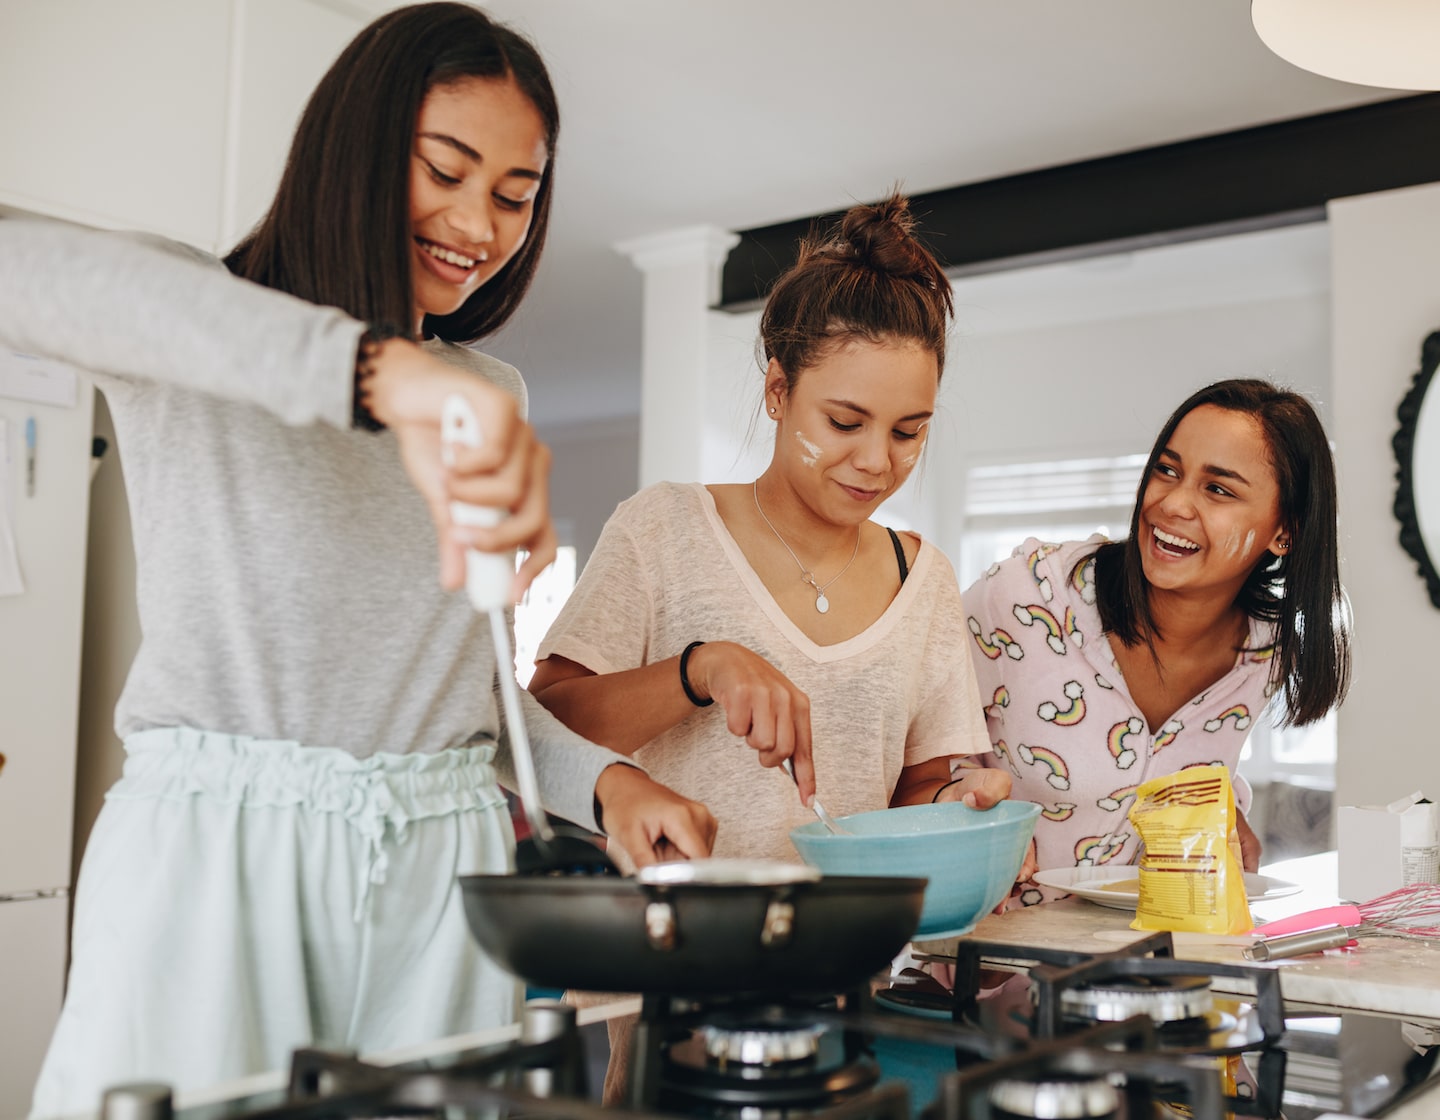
<box><xmin>441</xmin><ymin>395</ymin><xmax>513</xmax><ymax>613</ymax></box>
<box><xmin>441</xmin><ymin>394</ymin><xmax>552</xmax><ymax>848</ymax></box>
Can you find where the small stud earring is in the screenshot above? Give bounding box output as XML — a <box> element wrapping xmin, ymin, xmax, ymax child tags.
<box><xmin>768</xmin><ymin>406</ymin><xmax>776</xmax><ymax>415</ymax></box>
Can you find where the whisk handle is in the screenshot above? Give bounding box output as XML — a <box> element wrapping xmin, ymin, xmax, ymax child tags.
<box><xmin>1247</xmin><ymin>905</ymin><xmax>1361</xmax><ymax>938</ymax></box>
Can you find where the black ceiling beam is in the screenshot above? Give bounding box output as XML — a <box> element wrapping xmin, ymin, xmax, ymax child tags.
<box><xmin>719</xmin><ymin>92</ymin><xmax>1440</xmax><ymax>310</ymax></box>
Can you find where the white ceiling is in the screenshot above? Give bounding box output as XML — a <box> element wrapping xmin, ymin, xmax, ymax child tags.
<box><xmin>354</xmin><ymin>1</ymin><xmax>1402</xmax><ymax>428</ymax></box>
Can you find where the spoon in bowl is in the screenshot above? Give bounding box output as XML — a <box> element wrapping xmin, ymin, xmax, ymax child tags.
<box><xmin>781</xmin><ymin>757</ymin><xmax>849</xmax><ymax>835</ymax></box>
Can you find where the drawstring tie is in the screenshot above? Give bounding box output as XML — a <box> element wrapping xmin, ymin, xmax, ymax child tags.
<box><xmin>345</xmin><ymin>772</ymin><xmax>413</xmax><ymax>922</ymax></box>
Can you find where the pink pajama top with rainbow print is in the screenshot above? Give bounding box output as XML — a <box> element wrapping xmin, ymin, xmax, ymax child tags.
<box><xmin>961</xmin><ymin>537</ymin><xmax>1276</xmax><ymax>906</ymax></box>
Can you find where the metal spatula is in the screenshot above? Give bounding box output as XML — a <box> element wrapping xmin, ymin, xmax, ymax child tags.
<box><xmin>443</xmin><ymin>395</ymin><xmax>617</xmax><ymax>877</ymax></box>
<box><xmin>782</xmin><ymin>757</ymin><xmax>848</xmax><ymax>834</ymax></box>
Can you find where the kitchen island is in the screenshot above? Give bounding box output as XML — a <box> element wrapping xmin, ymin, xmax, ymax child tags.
<box><xmin>915</xmin><ymin>852</ymin><xmax>1440</xmax><ymax>1026</ymax></box>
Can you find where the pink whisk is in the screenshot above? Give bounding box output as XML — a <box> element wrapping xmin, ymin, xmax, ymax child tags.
<box><xmin>1248</xmin><ymin>883</ymin><xmax>1440</xmax><ymax>940</ymax></box>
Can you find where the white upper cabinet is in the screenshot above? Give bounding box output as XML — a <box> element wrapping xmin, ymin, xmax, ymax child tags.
<box><xmin>0</xmin><ymin>0</ymin><xmax>232</xmax><ymax>246</ymax></box>
<box><xmin>0</xmin><ymin>0</ymin><xmax>362</xmax><ymax>253</ymax></box>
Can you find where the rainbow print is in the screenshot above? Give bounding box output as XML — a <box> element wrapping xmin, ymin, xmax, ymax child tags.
<box><xmin>1074</xmin><ymin>833</ymin><xmax>1127</xmax><ymax>866</ymax></box>
<box><xmin>1203</xmin><ymin>705</ymin><xmax>1252</xmax><ymax>733</ymax></box>
<box><xmin>1107</xmin><ymin>717</ymin><xmax>1142</xmax><ymax>770</ymax></box>
<box><xmin>1041</xmin><ymin>802</ymin><xmax>1076</xmax><ymax>822</ymax></box>
<box><xmin>1064</xmin><ymin>606</ymin><xmax>1083</xmax><ymax>648</ymax></box>
<box><xmin>984</xmin><ymin>686</ymin><xmax>1011</xmax><ymax>720</ymax></box>
<box><xmin>1026</xmin><ymin>543</ymin><xmax>1060</xmax><ymax>602</ymax></box>
<box><xmin>1038</xmin><ymin>680</ymin><xmax>1086</xmax><ymax>726</ymax></box>
<box><xmin>1151</xmin><ymin>719</ymin><xmax>1183</xmax><ymax>753</ymax></box>
<box><xmin>968</xmin><ymin>617</ymin><xmax>1024</xmax><ymax>661</ymax></box>
<box><xmin>1072</xmin><ymin>556</ymin><xmax>1097</xmax><ymax>605</ymax></box>
<box><xmin>1017</xmin><ymin>743</ymin><xmax>1070</xmax><ymax>791</ymax></box>
<box><xmin>1096</xmin><ymin>784</ymin><xmax>1138</xmax><ymax>813</ymax></box>
<box><xmin>1013</xmin><ymin>603</ymin><xmax>1066</xmax><ymax>655</ymax></box>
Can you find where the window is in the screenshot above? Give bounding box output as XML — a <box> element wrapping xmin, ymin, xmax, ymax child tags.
<box><xmin>957</xmin><ymin>454</ymin><xmax>1146</xmax><ymax>587</ymax></box>
<box><xmin>512</xmin><ymin>546</ymin><xmax>577</xmax><ymax>687</ymax></box>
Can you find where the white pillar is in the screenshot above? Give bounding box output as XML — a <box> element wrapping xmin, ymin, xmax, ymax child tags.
<box><xmin>615</xmin><ymin>226</ymin><xmax>739</xmax><ymax>488</ymax></box>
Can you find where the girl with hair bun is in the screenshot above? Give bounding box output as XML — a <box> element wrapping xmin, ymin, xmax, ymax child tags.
<box><xmin>531</xmin><ymin>194</ymin><xmax>1011</xmax><ymax>864</ymax></box>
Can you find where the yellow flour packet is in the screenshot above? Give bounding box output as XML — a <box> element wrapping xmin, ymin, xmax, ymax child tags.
<box><xmin>1127</xmin><ymin>765</ymin><xmax>1252</xmax><ymax>934</ymax></box>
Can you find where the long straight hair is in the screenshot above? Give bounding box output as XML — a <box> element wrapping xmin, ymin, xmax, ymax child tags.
<box><xmin>225</xmin><ymin>2</ymin><xmax>558</xmax><ymax>343</ymax></box>
<box><xmin>1088</xmin><ymin>379</ymin><xmax>1350</xmax><ymax>726</ymax></box>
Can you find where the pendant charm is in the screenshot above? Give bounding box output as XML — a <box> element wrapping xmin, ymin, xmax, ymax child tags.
<box><xmin>815</xmin><ymin>593</ymin><xmax>830</xmax><ymax>614</ymax></box>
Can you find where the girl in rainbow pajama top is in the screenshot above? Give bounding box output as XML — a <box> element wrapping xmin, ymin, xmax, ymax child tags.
<box><xmin>962</xmin><ymin>380</ymin><xmax>1351</xmax><ymax>906</ymax></box>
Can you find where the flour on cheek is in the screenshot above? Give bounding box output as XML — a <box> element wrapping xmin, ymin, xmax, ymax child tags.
<box><xmin>795</xmin><ymin>431</ymin><xmax>822</xmax><ymax>468</ymax></box>
<box><xmin>900</xmin><ymin>426</ymin><xmax>929</xmax><ymax>470</ymax></box>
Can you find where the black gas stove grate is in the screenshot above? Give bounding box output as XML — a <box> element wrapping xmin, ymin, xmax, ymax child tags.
<box><xmin>106</xmin><ymin>934</ymin><xmax>1317</xmax><ymax>1120</ymax></box>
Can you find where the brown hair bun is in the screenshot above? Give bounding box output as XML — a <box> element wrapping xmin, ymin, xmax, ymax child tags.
<box><xmin>839</xmin><ymin>195</ymin><xmax>933</xmax><ymax>281</ymax></box>
<box><xmin>759</xmin><ymin>191</ymin><xmax>954</xmax><ymax>387</ymax></box>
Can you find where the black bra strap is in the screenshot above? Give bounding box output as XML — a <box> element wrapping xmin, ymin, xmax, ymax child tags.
<box><xmin>886</xmin><ymin>527</ymin><xmax>910</xmax><ymax>586</ymax></box>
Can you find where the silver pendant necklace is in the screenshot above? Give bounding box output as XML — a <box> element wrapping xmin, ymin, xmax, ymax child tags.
<box><xmin>753</xmin><ymin>481</ymin><xmax>861</xmax><ymax>614</ymax></box>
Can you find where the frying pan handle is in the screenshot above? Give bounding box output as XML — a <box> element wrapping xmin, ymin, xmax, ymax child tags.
<box><xmin>760</xmin><ymin>897</ymin><xmax>796</xmax><ymax>947</ymax></box>
<box><xmin>637</xmin><ymin>885</ymin><xmax>801</xmax><ymax>951</ymax></box>
<box><xmin>645</xmin><ymin>900</ymin><xmax>677</xmax><ymax>951</ymax></box>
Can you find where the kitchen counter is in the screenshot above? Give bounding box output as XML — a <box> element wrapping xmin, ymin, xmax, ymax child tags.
<box><xmin>914</xmin><ymin>852</ymin><xmax>1440</xmax><ymax>1027</ymax></box>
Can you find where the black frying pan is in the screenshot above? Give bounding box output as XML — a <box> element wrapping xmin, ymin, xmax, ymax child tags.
<box><xmin>460</xmin><ymin>860</ymin><xmax>926</xmax><ymax>995</ymax></box>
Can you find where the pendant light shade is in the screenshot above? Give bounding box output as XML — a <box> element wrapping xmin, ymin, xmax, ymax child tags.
<box><xmin>1252</xmin><ymin>0</ymin><xmax>1440</xmax><ymax>91</ymax></box>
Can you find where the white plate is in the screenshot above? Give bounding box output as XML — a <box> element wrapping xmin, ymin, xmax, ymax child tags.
<box><xmin>1031</xmin><ymin>868</ymin><xmax>1302</xmax><ymax>910</ymax></box>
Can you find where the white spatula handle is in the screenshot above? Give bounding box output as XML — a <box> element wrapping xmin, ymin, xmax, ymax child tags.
<box><xmin>441</xmin><ymin>394</ymin><xmax>512</xmax><ymax>612</ymax></box>
<box><xmin>440</xmin><ymin>394</ymin><xmax>552</xmax><ymax>845</ymax></box>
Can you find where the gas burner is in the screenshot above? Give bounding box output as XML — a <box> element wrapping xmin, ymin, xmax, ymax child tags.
<box><xmin>988</xmin><ymin>1072</ymin><xmax>1121</xmax><ymax>1120</ymax></box>
<box><xmin>1061</xmin><ymin>973</ymin><xmax>1214</xmax><ymax>1025</ymax></box>
<box><xmin>660</xmin><ymin>1027</ymin><xmax>880</xmax><ymax>1112</ymax></box>
<box><xmin>700</xmin><ymin>1023</ymin><xmax>826</xmax><ymax>1065</ymax></box>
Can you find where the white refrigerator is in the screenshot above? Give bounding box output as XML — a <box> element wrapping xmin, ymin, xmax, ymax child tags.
<box><xmin>0</xmin><ymin>357</ymin><xmax>96</xmax><ymax>1118</ymax></box>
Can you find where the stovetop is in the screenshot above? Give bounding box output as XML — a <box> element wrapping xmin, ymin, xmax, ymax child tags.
<box><xmin>104</xmin><ymin>932</ymin><xmax>1440</xmax><ymax>1120</ymax></box>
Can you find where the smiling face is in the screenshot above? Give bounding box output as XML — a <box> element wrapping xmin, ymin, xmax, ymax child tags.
<box><xmin>766</xmin><ymin>337</ymin><xmax>938</xmax><ymax>524</ymax></box>
<box><xmin>409</xmin><ymin>76</ymin><xmax>548</xmax><ymax>331</ymax></box>
<box><xmin>1138</xmin><ymin>404</ymin><xmax>1288</xmax><ymax>599</ymax></box>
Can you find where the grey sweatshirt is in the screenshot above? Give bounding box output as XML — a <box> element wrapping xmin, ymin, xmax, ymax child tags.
<box><xmin>0</xmin><ymin>215</ymin><xmax>627</xmax><ymax>832</ymax></box>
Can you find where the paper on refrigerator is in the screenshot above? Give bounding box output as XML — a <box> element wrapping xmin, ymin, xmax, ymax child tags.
<box><xmin>0</xmin><ymin>418</ymin><xmax>23</xmax><ymax>595</ymax></box>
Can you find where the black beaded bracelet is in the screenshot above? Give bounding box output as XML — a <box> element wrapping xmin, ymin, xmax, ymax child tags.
<box><xmin>352</xmin><ymin>322</ymin><xmax>410</xmax><ymax>432</ymax></box>
<box><xmin>679</xmin><ymin>641</ymin><xmax>714</xmax><ymax>707</ymax></box>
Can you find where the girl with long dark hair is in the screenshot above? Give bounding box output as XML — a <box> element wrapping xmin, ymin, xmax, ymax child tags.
<box><xmin>1</xmin><ymin>6</ymin><xmax>713</xmax><ymax>1114</ymax></box>
<box><xmin>962</xmin><ymin>379</ymin><xmax>1350</xmax><ymax>905</ymax></box>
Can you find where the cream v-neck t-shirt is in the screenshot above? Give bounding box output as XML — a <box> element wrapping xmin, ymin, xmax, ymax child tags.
<box><xmin>537</xmin><ymin>482</ymin><xmax>990</xmax><ymax>865</ymax></box>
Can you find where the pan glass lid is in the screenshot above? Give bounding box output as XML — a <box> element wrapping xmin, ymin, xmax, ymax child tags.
<box><xmin>636</xmin><ymin>858</ymin><xmax>823</xmax><ymax>886</ymax></box>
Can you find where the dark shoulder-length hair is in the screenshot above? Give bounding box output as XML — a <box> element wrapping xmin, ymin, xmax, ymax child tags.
<box><xmin>225</xmin><ymin>2</ymin><xmax>557</xmax><ymax>343</ymax></box>
<box><xmin>1087</xmin><ymin>378</ymin><xmax>1350</xmax><ymax>726</ymax></box>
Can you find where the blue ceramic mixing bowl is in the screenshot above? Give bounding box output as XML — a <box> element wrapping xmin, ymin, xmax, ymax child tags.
<box><xmin>789</xmin><ymin>800</ymin><xmax>1041</xmax><ymax>938</ymax></box>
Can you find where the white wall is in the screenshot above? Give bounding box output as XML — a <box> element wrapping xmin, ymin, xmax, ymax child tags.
<box><xmin>537</xmin><ymin>414</ymin><xmax>640</xmax><ymax>567</ymax></box>
<box><xmin>1330</xmin><ymin>181</ymin><xmax>1440</xmax><ymax>807</ymax></box>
